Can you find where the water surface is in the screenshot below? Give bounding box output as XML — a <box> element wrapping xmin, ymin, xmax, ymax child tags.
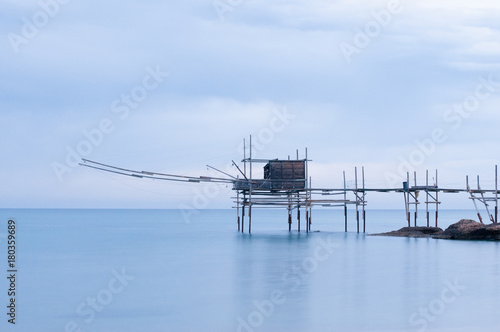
<box><xmin>0</xmin><ymin>209</ymin><xmax>497</xmax><ymax>332</ymax></box>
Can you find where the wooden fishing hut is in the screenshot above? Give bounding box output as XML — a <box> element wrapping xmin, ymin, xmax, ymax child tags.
<box><xmin>233</xmin><ymin>136</ymin><xmax>315</xmax><ymax>233</ymax></box>
<box><xmin>232</xmin><ymin>136</ymin><xmax>363</xmax><ymax>234</ymax></box>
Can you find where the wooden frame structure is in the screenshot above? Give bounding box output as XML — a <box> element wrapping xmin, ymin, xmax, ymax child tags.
<box><xmin>80</xmin><ymin>136</ymin><xmax>500</xmax><ymax>234</ymax></box>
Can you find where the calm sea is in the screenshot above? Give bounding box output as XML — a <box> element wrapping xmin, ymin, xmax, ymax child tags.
<box><xmin>0</xmin><ymin>209</ymin><xmax>498</xmax><ymax>332</ymax></box>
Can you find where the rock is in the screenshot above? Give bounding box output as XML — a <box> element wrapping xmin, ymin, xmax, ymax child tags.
<box><xmin>371</xmin><ymin>226</ymin><xmax>443</xmax><ymax>238</ymax></box>
<box><xmin>435</xmin><ymin>219</ymin><xmax>500</xmax><ymax>241</ymax></box>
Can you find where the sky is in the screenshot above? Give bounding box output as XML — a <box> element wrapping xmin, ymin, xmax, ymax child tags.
<box><xmin>1</xmin><ymin>0</ymin><xmax>500</xmax><ymax>209</ymax></box>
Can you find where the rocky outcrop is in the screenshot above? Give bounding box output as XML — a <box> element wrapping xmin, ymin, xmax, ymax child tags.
<box><xmin>371</xmin><ymin>226</ymin><xmax>443</xmax><ymax>238</ymax></box>
<box><xmin>372</xmin><ymin>219</ymin><xmax>500</xmax><ymax>241</ymax></box>
<box><xmin>434</xmin><ymin>219</ymin><xmax>500</xmax><ymax>241</ymax></box>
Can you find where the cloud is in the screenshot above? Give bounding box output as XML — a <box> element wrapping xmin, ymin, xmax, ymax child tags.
<box><xmin>1</xmin><ymin>0</ymin><xmax>500</xmax><ymax>208</ymax></box>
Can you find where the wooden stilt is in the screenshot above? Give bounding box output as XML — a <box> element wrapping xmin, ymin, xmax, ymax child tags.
<box><xmin>288</xmin><ymin>211</ymin><xmax>292</xmax><ymax>231</ymax></box>
<box><xmin>306</xmin><ymin>149</ymin><xmax>310</xmax><ymax>233</ymax></box>
<box><xmin>362</xmin><ymin>167</ymin><xmax>366</xmax><ymax>233</ymax></box>
<box><xmin>435</xmin><ymin>170</ymin><xmax>439</xmax><ymax>228</ymax></box>
<box><xmin>478</xmin><ymin>175</ymin><xmax>494</xmax><ymax>222</ymax></box>
<box><xmin>426</xmin><ymin>170</ymin><xmax>429</xmax><ymax>228</ymax></box>
<box><xmin>414</xmin><ymin>171</ymin><xmax>418</xmax><ymax>227</ymax></box>
<box><xmin>406</xmin><ymin>172</ymin><xmax>410</xmax><ymax>227</ymax></box>
<box><xmin>288</xmin><ymin>195</ymin><xmax>292</xmax><ymax>231</ymax></box>
<box><xmin>344</xmin><ymin>206</ymin><xmax>348</xmax><ymax>232</ymax></box>
<box><xmin>249</xmin><ymin>203</ymin><xmax>252</xmax><ymax>234</ymax></box>
<box><xmin>356</xmin><ymin>211</ymin><xmax>360</xmax><ymax>233</ymax></box>
<box><xmin>242</xmin><ymin>199</ymin><xmax>245</xmax><ymax>233</ymax></box>
<box><xmin>496</xmin><ymin>165</ymin><xmax>498</xmax><ymax>224</ymax></box>
<box><xmin>468</xmin><ymin>175</ymin><xmax>483</xmax><ymax>224</ymax></box>
<box><xmin>404</xmin><ymin>189</ymin><xmax>409</xmax><ymax>228</ymax></box>
<box><xmin>309</xmin><ymin>207</ymin><xmax>312</xmax><ymax>232</ymax></box>
<box><xmin>249</xmin><ymin>135</ymin><xmax>252</xmax><ymax>234</ymax></box>
<box><xmin>237</xmin><ymin>186</ymin><xmax>240</xmax><ymax>232</ymax></box>
<box><xmin>355</xmin><ymin>167</ymin><xmax>359</xmax><ymax>233</ymax></box>
<box><xmin>306</xmin><ymin>210</ymin><xmax>309</xmax><ymax>233</ymax></box>
<box><xmin>343</xmin><ymin>171</ymin><xmax>348</xmax><ymax>232</ymax></box>
<box><xmin>297</xmin><ymin>204</ymin><xmax>301</xmax><ymax>232</ymax></box>
<box><xmin>308</xmin><ymin>207</ymin><xmax>311</xmax><ymax>232</ymax></box>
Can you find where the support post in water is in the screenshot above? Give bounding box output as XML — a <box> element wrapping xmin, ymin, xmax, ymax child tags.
<box><xmin>237</xmin><ymin>185</ymin><xmax>240</xmax><ymax>232</ymax></box>
<box><xmin>414</xmin><ymin>171</ymin><xmax>418</xmax><ymax>227</ymax></box>
<box><xmin>407</xmin><ymin>172</ymin><xmax>411</xmax><ymax>227</ymax></box>
<box><xmin>309</xmin><ymin>206</ymin><xmax>312</xmax><ymax>232</ymax></box>
<box><xmin>426</xmin><ymin>170</ymin><xmax>430</xmax><ymax>228</ymax></box>
<box><xmin>355</xmin><ymin>167</ymin><xmax>359</xmax><ymax>233</ymax></box>
<box><xmin>496</xmin><ymin>165</ymin><xmax>498</xmax><ymax>224</ymax></box>
<box><xmin>248</xmin><ymin>135</ymin><xmax>252</xmax><ymax>234</ymax></box>
<box><xmin>297</xmin><ymin>199</ymin><xmax>301</xmax><ymax>232</ymax></box>
<box><xmin>435</xmin><ymin>169</ymin><xmax>439</xmax><ymax>228</ymax></box>
<box><xmin>306</xmin><ymin>209</ymin><xmax>309</xmax><ymax>233</ymax></box>
<box><xmin>308</xmin><ymin>177</ymin><xmax>312</xmax><ymax>232</ymax></box>
<box><xmin>306</xmin><ymin>148</ymin><xmax>310</xmax><ymax>233</ymax></box>
<box><xmin>241</xmin><ymin>195</ymin><xmax>245</xmax><ymax>233</ymax></box>
<box><xmin>362</xmin><ymin>166</ymin><xmax>366</xmax><ymax>233</ymax></box>
<box><xmin>248</xmin><ymin>203</ymin><xmax>252</xmax><ymax>234</ymax></box>
<box><xmin>344</xmin><ymin>171</ymin><xmax>348</xmax><ymax>232</ymax></box>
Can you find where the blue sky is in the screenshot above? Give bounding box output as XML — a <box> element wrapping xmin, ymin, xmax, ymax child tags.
<box><xmin>1</xmin><ymin>0</ymin><xmax>500</xmax><ymax>209</ymax></box>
